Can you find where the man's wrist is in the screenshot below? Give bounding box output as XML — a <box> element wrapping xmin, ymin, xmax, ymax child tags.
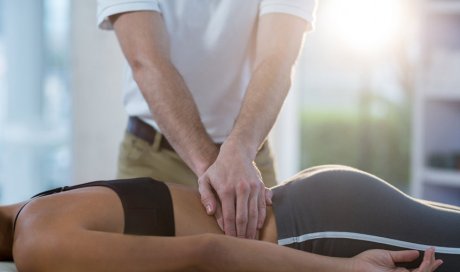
<box><xmin>192</xmin><ymin>143</ymin><xmax>220</xmax><ymax>176</ymax></box>
<box><xmin>221</xmin><ymin>136</ymin><xmax>258</xmax><ymax>163</ymax></box>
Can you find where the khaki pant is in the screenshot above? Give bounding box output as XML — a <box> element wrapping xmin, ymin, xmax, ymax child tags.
<box><xmin>117</xmin><ymin>132</ymin><xmax>277</xmax><ymax>188</ymax></box>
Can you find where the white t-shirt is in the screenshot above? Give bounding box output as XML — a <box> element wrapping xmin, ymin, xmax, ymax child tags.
<box><xmin>98</xmin><ymin>0</ymin><xmax>316</xmax><ymax>142</ymax></box>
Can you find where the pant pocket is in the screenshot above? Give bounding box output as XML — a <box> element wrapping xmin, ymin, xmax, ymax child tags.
<box><xmin>119</xmin><ymin>132</ymin><xmax>150</xmax><ymax>161</ymax></box>
<box><xmin>255</xmin><ymin>142</ymin><xmax>277</xmax><ymax>187</ymax></box>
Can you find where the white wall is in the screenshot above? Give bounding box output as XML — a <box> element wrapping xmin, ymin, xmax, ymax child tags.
<box><xmin>70</xmin><ymin>0</ymin><xmax>126</xmax><ymax>183</ymax></box>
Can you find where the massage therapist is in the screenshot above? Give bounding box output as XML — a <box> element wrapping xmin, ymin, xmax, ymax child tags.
<box><xmin>96</xmin><ymin>0</ymin><xmax>316</xmax><ymax>239</ymax></box>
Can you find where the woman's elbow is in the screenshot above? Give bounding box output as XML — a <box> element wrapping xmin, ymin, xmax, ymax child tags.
<box><xmin>193</xmin><ymin>234</ymin><xmax>234</xmax><ymax>272</ymax></box>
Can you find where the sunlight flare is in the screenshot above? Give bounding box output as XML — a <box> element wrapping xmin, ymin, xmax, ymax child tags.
<box><xmin>327</xmin><ymin>0</ymin><xmax>405</xmax><ymax>54</ymax></box>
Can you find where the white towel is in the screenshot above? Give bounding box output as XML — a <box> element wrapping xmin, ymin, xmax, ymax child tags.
<box><xmin>0</xmin><ymin>262</ymin><xmax>17</xmax><ymax>272</ymax></box>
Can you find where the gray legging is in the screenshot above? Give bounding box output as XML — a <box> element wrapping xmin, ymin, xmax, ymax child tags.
<box><xmin>272</xmin><ymin>165</ymin><xmax>460</xmax><ymax>271</ymax></box>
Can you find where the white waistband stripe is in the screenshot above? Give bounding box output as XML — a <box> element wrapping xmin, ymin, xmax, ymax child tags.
<box><xmin>278</xmin><ymin>231</ymin><xmax>460</xmax><ymax>255</ymax></box>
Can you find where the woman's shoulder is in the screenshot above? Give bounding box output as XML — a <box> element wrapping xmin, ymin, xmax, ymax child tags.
<box><xmin>15</xmin><ymin>186</ymin><xmax>124</xmax><ymax>238</ymax></box>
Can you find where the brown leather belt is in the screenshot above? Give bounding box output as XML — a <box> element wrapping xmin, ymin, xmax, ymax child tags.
<box><xmin>127</xmin><ymin>116</ymin><xmax>175</xmax><ymax>151</ymax></box>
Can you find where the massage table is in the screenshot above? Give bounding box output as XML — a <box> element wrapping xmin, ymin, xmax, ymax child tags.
<box><xmin>0</xmin><ymin>262</ymin><xmax>16</xmax><ymax>272</ymax></box>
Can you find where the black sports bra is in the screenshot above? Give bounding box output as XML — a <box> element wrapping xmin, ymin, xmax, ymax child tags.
<box><xmin>13</xmin><ymin>178</ymin><xmax>175</xmax><ymax>237</ymax></box>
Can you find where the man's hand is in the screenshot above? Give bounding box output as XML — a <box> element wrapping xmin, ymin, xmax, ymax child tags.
<box><xmin>351</xmin><ymin>247</ymin><xmax>443</xmax><ymax>272</ymax></box>
<box><xmin>198</xmin><ymin>143</ymin><xmax>271</xmax><ymax>239</ymax></box>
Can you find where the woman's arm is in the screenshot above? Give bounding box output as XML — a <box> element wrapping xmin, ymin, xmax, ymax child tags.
<box><xmin>15</xmin><ymin>229</ymin><xmax>348</xmax><ymax>272</ymax></box>
<box><xmin>14</xmin><ymin>228</ymin><xmax>204</xmax><ymax>272</ymax></box>
<box><xmin>203</xmin><ymin>234</ymin><xmax>441</xmax><ymax>272</ymax></box>
<box><xmin>13</xmin><ymin>228</ymin><xmax>440</xmax><ymax>272</ymax></box>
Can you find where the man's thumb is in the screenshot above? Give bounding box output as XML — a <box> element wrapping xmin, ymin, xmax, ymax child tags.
<box><xmin>265</xmin><ymin>187</ymin><xmax>273</xmax><ymax>205</ymax></box>
<box><xmin>389</xmin><ymin>250</ymin><xmax>420</xmax><ymax>263</ymax></box>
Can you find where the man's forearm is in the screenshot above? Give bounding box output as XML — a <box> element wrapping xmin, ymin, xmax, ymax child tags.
<box><xmin>224</xmin><ymin>56</ymin><xmax>292</xmax><ymax>158</ymax></box>
<box><xmin>133</xmin><ymin>60</ymin><xmax>218</xmax><ymax>176</ymax></box>
<box><xmin>224</xmin><ymin>13</ymin><xmax>307</xmax><ymax>159</ymax></box>
<box><xmin>112</xmin><ymin>11</ymin><xmax>218</xmax><ymax>176</ymax></box>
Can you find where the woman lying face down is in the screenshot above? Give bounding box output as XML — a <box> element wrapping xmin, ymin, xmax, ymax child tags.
<box><xmin>0</xmin><ymin>165</ymin><xmax>451</xmax><ymax>271</ymax></box>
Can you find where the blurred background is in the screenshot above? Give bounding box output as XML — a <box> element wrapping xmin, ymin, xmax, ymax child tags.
<box><xmin>0</xmin><ymin>0</ymin><xmax>459</xmax><ymax>205</ymax></box>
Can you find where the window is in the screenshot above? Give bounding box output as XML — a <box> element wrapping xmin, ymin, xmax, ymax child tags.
<box><xmin>0</xmin><ymin>0</ymin><xmax>70</xmax><ymax>203</ymax></box>
<box><xmin>295</xmin><ymin>0</ymin><xmax>416</xmax><ymax>190</ymax></box>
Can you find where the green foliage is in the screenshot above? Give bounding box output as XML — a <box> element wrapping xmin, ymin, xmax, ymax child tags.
<box><xmin>300</xmin><ymin>103</ymin><xmax>411</xmax><ymax>191</ymax></box>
